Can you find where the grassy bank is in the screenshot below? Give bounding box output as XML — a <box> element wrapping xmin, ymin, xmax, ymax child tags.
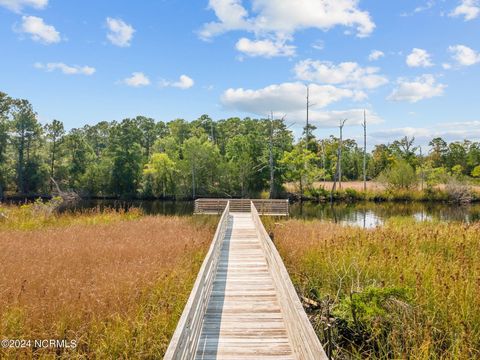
<box><xmin>0</xmin><ymin>206</ymin><xmax>216</xmax><ymax>359</ymax></box>
<box><xmin>269</xmin><ymin>218</ymin><xmax>480</xmax><ymax>359</ymax></box>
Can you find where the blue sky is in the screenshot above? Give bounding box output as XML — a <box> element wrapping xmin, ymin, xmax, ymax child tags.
<box><xmin>0</xmin><ymin>0</ymin><xmax>479</xmax><ymax>146</ymax></box>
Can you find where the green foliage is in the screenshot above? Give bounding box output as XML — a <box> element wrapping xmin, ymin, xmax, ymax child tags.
<box><xmin>472</xmin><ymin>165</ymin><xmax>480</xmax><ymax>178</ymax></box>
<box><xmin>0</xmin><ymin>90</ymin><xmax>479</xmax><ymax>199</ymax></box>
<box><xmin>379</xmin><ymin>159</ymin><xmax>417</xmax><ymax>190</ymax></box>
<box><xmin>143</xmin><ymin>153</ymin><xmax>178</xmax><ymax>197</ymax></box>
<box><xmin>451</xmin><ymin>164</ymin><xmax>464</xmax><ymax>177</ymax></box>
<box><xmin>279</xmin><ymin>146</ymin><xmax>323</xmax><ymax>196</ymax></box>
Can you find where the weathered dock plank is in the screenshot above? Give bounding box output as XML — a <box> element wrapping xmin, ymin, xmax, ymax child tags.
<box><xmin>164</xmin><ymin>201</ymin><xmax>327</xmax><ymax>360</ymax></box>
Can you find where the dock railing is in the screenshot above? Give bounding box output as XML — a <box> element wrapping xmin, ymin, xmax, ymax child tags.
<box><xmin>194</xmin><ymin>198</ymin><xmax>289</xmax><ymax>216</ymax></box>
<box><xmin>251</xmin><ymin>201</ymin><xmax>328</xmax><ymax>360</ymax></box>
<box><xmin>163</xmin><ymin>201</ymin><xmax>230</xmax><ymax>360</ymax></box>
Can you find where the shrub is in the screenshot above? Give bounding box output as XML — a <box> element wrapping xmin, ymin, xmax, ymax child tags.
<box><xmin>471</xmin><ymin>165</ymin><xmax>480</xmax><ymax>178</ymax></box>
<box><xmin>445</xmin><ymin>179</ymin><xmax>472</xmax><ymax>203</ymax></box>
<box><xmin>379</xmin><ymin>160</ymin><xmax>417</xmax><ymax>190</ymax></box>
<box><xmin>451</xmin><ymin>164</ymin><xmax>464</xmax><ymax>178</ymax></box>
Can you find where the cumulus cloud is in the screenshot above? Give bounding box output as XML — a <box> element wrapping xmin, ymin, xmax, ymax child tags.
<box><xmin>200</xmin><ymin>0</ymin><xmax>374</xmax><ymax>57</ymax></box>
<box><xmin>406</xmin><ymin>48</ymin><xmax>433</xmax><ymax>67</ymax></box>
<box><xmin>307</xmin><ymin>108</ymin><xmax>383</xmax><ymax>127</ymax></box>
<box><xmin>294</xmin><ymin>59</ymin><xmax>388</xmax><ymax>90</ymax></box>
<box><xmin>106</xmin><ymin>17</ymin><xmax>135</xmax><ymax>47</ymax></box>
<box><xmin>450</xmin><ymin>0</ymin><xmax>480</xmax><ymax>21</ymax></box>
<box><xmin>160</xmin><ymin>74</ymin><xmax>195</xmax><ymax>89</ymax></box>
<box><xmin>448</xmin><ymin>44</ymin><xmax>480</xmax><ymax>66</ymax></box>
<box><xmin>371</xmin><ymin>121</ymin><xmax>480</xmax><ymax>143</ymax></box>
<box><xmin>368</xmin><ymin>50</ymin><xmax>384</xmax><ymax>61</ymax></box>
<box><xmin>34</xmin><ymin>62</ymin><xmax>95</xmax><ymax>75</ymax></box>
<box><xmin>19</xmin><ymin>15</ymin><xmax>60</xmax><ymax>44</ymax></box>
<box><xmin>0</xmin><ymin>0</ymin><xmax>47</xmax><ymax>12</ymax></box>
<box><xmin>388</xmin><ymin>75</ymin><xmax>446</xmax><ymax>103</ymax></box>
<box><xmin>221</xmin><ymin>81</ymin><xmax>367</xmax><ymax>123</ymax></box>
<box><xmin>172</xmin><ymin>75</ymin><xmax>195</xmax><ymax>89</ymax></box>
<box><xmin>235</xmin><ymin>37</ymin><xmax>295</xmax><ymax>57</ymax></box>
<box><xmin>200</xmin><ymin>0</ymin><xmax>375</xmax><ymax>39</ymax></box>
<box><xmin>122</xmin><ymin>72</ymin><xmax>150</xmax><ymax>87</ymax></box>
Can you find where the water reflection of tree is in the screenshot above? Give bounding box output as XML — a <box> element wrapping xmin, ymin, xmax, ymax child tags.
<box><xmin>288</xmin><ymin>201</ymin><xmax>480</xmax><ymax>225</ymax></box>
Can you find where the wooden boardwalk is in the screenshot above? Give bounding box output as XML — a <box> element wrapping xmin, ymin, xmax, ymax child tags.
<box><xmin>164</xmin><ymin>201</ymin><xmax>326</xmax><ymax>360</ymax></box>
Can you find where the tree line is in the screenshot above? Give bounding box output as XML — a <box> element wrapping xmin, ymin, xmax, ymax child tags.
<box><xmin>0</xmin><ymin>91</ymin><xmax>479</xmax><ymax>199</ymax></box>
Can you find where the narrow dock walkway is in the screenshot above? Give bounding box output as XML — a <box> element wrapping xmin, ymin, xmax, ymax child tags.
<box><xmin>196</xmin><ymin>213</ymin><xmax>294</xmax><ymax>359</ymax></box>
<box><xmin>164</xmin><ymin>201</ymin><xmax>327</xmax><ymax>360</ymax></box>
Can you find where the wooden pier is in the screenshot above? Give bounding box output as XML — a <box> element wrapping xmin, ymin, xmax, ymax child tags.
<box><xmin>164</xmin><ymin>201</ymin><xmax>326</xmax><ymax>360</ymax></box>
<box><xmin>194</xmin><ymin>198</ymin><xmax>289</xmax><ymax>216</ymax></box>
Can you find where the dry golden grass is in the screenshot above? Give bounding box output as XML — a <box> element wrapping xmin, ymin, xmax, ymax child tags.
<box><xmin>285</xmin><ymin>180</ymin><xmax>480</xmax><ymax>194</ymax></box>
<box><xmin>270</xmin><ymin>219</ymin><xmax>480</xmax><ymax>359</ymax></box>
<box><xmin>0</xmin><ymin>213</ymin><xmax>216</xmax><ymax>359</ymax></box>
<box><xmin>284</xmin><ymin>180</ymin><xmax>385</xmax><ymax>192</ymax></box>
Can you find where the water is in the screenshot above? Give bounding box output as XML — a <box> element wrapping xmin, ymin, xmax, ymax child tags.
<box><xmin>71</xmin><ymin>199</ymin><xmax>480</xmax><ymax>228</ymax></box>
<box><xmin>289</xmin><ymin>202</ymin><xmax>480</xmax><ymax>228</ymax></box>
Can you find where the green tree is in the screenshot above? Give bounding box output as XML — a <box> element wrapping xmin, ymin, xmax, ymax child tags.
<box><xmin>279</xmin><ymin>146</ymin><xmax>322</xmax><ymax>197</ymax></box>
<box><xmin>135</xmin><ymin>116</ymin><xmax>161</xmax><ymax>159</ymax></box>
<box><xmin>451</xmin><ymin>164</ymin><xmax>464</xmax><ymax>178</ymax></box>
<box><xmin>379</xmin><ymin>159</ymin><xmax>417</xmax><ymax>190</ymax></box>
<box><xmin>390</xmin><ymin>136</ymin><xmax>418</xmax><ymax>167</ymax></box>
<box><xmin>471</xmin><ymin>165</ymin><xmax>480</xmax><ymax>178</ymax></box>
<box><xmin>0</xmin><ymin>92</ymin><xmax>12</xmax><ymax>198</ymax></box>
<box><xmin>109</xmin><ymin>119</ymin><xmax>143</xmax><ymax>197</ymax></box>
<box><xmin>428</xmin><ymin>137</ymin><xmax>448</xmax><ymax>168</ymax></box>
<box><xmin>182</xmin><ymin>136</ymin><xmax>221</xmax><ymax>198</ymax></box>
<box><xmin>369</xmin><ymin>144</ymin><xmax>393</xmax><ymax>178</ymax></box>
<box><xmin>143</xmin><ymin>153</ymin><xmax>178</xmax><ymax>197</ymax></box>
<box><xmin>64</xmin><ymin>129</ymin><xmax>93</xmax><ymax>190</ymax></box>
<box><xmin>10</xmin><ymin>99</ymin><xmax>44</xmax><ymax>193</ymax></box>
<box><xmin>44</xmin><ymin>119</ymin><xmax>65</xmax><ymax>190</ymax></box>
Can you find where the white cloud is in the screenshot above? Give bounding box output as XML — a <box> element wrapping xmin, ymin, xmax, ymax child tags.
<box><xmin>450</xmin><ymin>0</ymin><xmax>480</xmax><ymax>21</ymax></box>
<box><xmin>122</xmin><ymin>72</ymin><xmax>150</xmax><ymax>87</ymax></box>
<box><xmin>414</xmin><ymin>0</ymin><xmax>436</xmax><ymax>13</ymax></box>
<box><xmin>200</xmin><ymin>0</ymin><xmax>375</xmax><ymax>39</ymax></box>
<box><xmin>368</xmin><ymin>50</ymin><xmax>384</xmax><ymax>61</ymax></box>
<box><xmin>388</xmin><ymin>75</ymin><xmax>446</xmax><ymax>103</ymax></box>
<box><xmin>406</xmin><ymin>48</ymin><xmax>433</xmax><ymax>67</ymax></box>
<box><xmin>294</xmin><ymin>59</ymin><xmax>388</xmax><ymax>90</ymax></box>
<box><xmin>200</xmin><ymin>0</ymin><xmax>374</xmax><ymax>57</ymax></box>
<box><xmin>19</xmin><ymin>15</ymin><xmax>60</xmax><ymax>44</ymax></box>
<box><xmin>442</xmin><ymin>63</ymin><xmax>452</xmax><ymax>70</ymax></box>
<box><xmin>106</xmin><ymin>17</ymin><xmax>135</xmax><ymax>47</ymax></box>
<box><xmin>160</xmin><ymin>74</ymin><xmax>195</xmax><ymax>89</ymax></box>
<box><xmin>308</xmin><ymin>108</ymin><xmax>383</xmax><ymax>127</ymax></box>
<box><xmin>0</xmin><ymin>0</ymin><xmax>47</xmax><ymax>12</ymax></box>
<box><xmin>221</xmin><ymin>82</ymin><xmax>385</xmax><ymax>127</ymax></box>
<box><xmin>34</xmin><ymin>62</ymin><xmax>95</xmax><ymax>75</ymax></box>
<box><xmin>221</xmin><ymin>82</ymin><xmax>365</xmax><ymax>118</ymax></box>
<box><xmin>448</xmin><ymin>44</ymin><xmax>480</xmax><ymax>66</ymax></box>
<box><xmin>235</xmin><ymin>37</ymin><xmax>295</xmax><ymax>57</ymax></box>
<box><xmin>371</xmin><ymin>121</ymin><xmax>480</xmax><ymax>143</ymax></box>
<box><xmin>172</xmin><ymin>75</ymin><xmax>195</xmax><ymax>89</ymax></box>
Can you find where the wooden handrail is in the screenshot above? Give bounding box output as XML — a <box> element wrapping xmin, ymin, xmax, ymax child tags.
<box><xmin>250</xmin><ymin>202</ymin><xmax>328</xmax><ymax>360</ymax></box>
<box><xmin>164</xmin><ymin>201</ymin><xmax>230</xmax><ymax>360</ymax></box>
<box><xmin>194</xmin><ymin>198</ymin><xmax>289</xmax><ymax>216</ymax></box>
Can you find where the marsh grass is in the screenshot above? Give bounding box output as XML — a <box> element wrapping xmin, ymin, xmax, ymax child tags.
<box><xmin>0</xmin><ymin>209</ymin><xmax>216</xmax><ymax>359</ymax></box>
<box><xmin>270</xmin><ymin>218</ymin><xmax>480</xmax><ymax>359</ymax></box>
<box><xmin>0</xmin><ymin>202</ymin><xmax>143</xmax><ymax>230</ymax></box>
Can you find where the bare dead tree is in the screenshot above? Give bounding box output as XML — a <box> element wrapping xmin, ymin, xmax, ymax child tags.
<box><xmin>331</xmin><ymin>119</ymin><xmax>347</xmax><ymax>200</ymax></box>
<box><xmin>50</xmin><ymin>177</ymin><xmax>80</xmax><ymax>203</ymax></box>
<box><xmin>362</xmin><ymin>110</ymin><xmax>367</xmax><ymax>192</ymax></box>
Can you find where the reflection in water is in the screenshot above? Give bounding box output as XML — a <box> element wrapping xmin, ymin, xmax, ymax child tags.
<box><xmin>289</xmin><ymin>202</ymin><xmax>480</xmax><ymax>228</ymax></box>
<box><xmin>68</xmin><ymin>199</ymin><xmax>480</xmax><ymax>228</ymax></box>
